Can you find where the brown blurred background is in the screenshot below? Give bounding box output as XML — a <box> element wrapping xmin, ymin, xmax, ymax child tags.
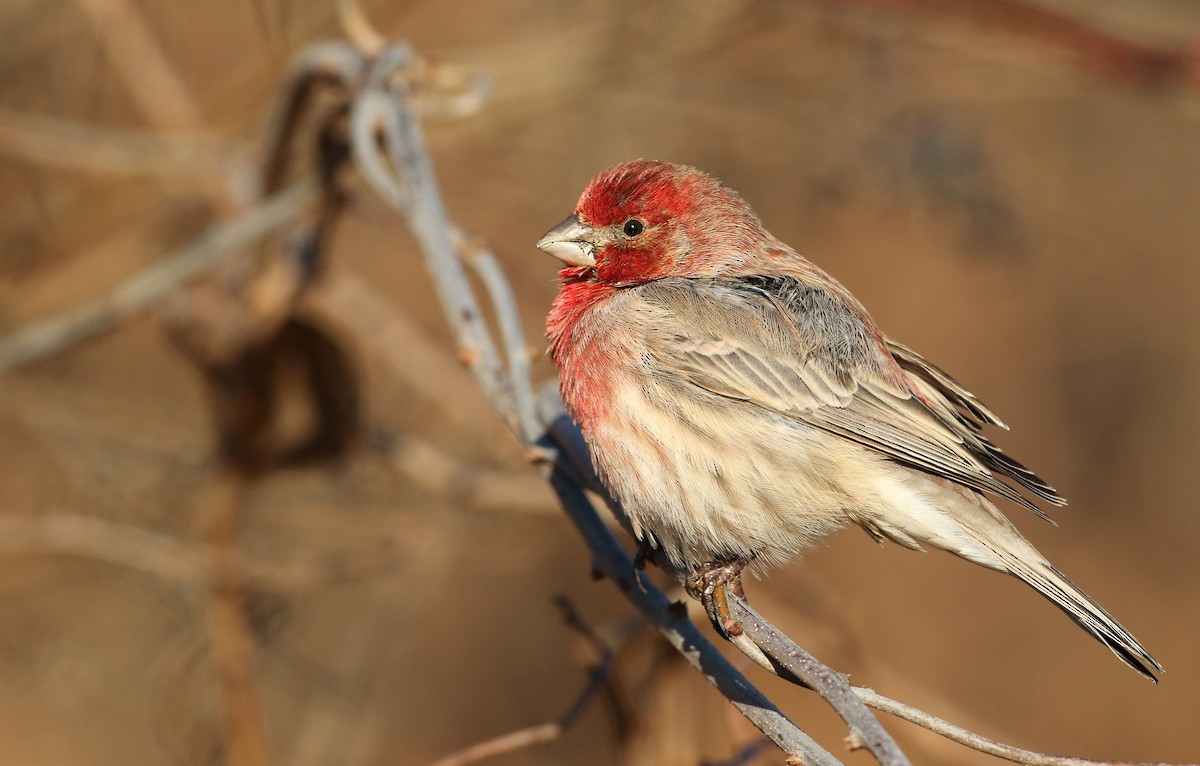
<box><xmin>1</xmin><ymin>1</ymin><xmax>1198</xmax><ymax>764</ymax></box>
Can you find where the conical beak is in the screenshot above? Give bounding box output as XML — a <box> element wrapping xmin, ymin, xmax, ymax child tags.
<box><xmin>536</xmin><ymin>214</ymin><xmax>597</xmax><ymax>268</ymax></box>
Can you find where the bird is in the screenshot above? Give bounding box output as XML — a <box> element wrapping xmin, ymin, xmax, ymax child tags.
<box><xmin>537</xmin><ymin>159</ymin><xmax>1161</xmax><ymax>681</ymax></box>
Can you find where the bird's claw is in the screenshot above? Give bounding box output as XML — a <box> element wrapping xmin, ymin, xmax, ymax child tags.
<box><xmin>685</xmin><ymin>559</ymin><xmax>748</xmax><ymax>640</ymax></box>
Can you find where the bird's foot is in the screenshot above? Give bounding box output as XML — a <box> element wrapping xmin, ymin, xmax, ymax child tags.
<box><xmin>631</xmin><ymin>538</ymin><xmax>655</xmax><ymax>593</ymax></box>
<box><xmin>685</xmin><ymin>559</ymin><xmax>748</xmax><ymax>639</ymax></box>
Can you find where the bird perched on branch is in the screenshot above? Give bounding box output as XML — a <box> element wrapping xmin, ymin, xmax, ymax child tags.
<box><xmin>538</xmin><ymin>159</ymin><xmax>1161</xmax><ymax>681</ymax></box>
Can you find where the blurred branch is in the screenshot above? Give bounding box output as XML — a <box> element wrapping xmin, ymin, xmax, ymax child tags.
<box><xmin>308</xmin><ymin>267</ymin><xmax>505</xmax><ymax>438</ymax></box>
<box><xmin>422</xmin><ymin>597</ymin><xmax>614</xmax><ymax>766</ymax></box>
<box><xmin>0</xmin><ymin>510</ymin><xmax>400</xmax><ymax>591</ymax></box>
<box><xmin>73</xmin><ymin>0</ymin><xmax>205</xmax><ymax>130</ymax></box>
<box><xmin>336</xmin><ymin>0</ymin><xmax>386</xmax><ymax>57</ymax></box>
<box><xmin>828</xmin><ymin>0</ymin><xmax>1200</xmax><ymax>89</ymax></box>
<box><xmin>0</xmin><ymin>109</ymin><xmax>227</xmax><ymax>178</ymax></box>
<box><xmin>0</xmin><ymin>109</ymin><xmax>258</xmax><ymax>206</ymax></box>
<box><xmin>193</xmin><ymin>473</ymin><xmax>279</xmax><ymax>766</ymax></box>
<box><xmin>0</xmin><ymin>180</ymin><xmax>316</xmax><ymax>372</ymax></box>
<box><xmin>372</xmin><ymin>429</ymin><xmax>559</xmax><ymax>514</ymax></box>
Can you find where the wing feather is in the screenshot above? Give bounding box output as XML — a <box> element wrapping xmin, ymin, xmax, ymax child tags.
<box><xmin>640</xmin><ymin>277</ymin><xmax>1063</xmax><ymax>517</ymax></box>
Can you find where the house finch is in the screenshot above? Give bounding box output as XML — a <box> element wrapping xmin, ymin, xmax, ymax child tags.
<box><xmin>538</xmin><ymin>160</ymin><xmax>1160</xmax><ymax>681</ymax></box>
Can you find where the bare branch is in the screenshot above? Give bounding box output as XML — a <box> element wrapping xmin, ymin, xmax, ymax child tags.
<box><xmin>372</xmin><ymin>428</ymin><xmax>559</xmax><ymax>515</ymax></box>
<box><xmin>854</xmin><ymin>687</ymin><xmax>1190</xmax><ymax>766</ymax></box>
<box><xmin>260</xmin><ymin>41</ymin><xmax>365</xmax><ymax>196</ymax></box>
<box><xmin>727</xmin><ymin>597</ymin><xmax>910</xmax><ymax>765</ymax></box>
<box><xmin>348</xmin><ymin>49</ymin><xmax>519</xmax><ymax>434</ymax></box>
<box><xmin>542</xmin><ymin>467</ymin><xmax>842</xmax><ymax>766</ymax></box>
<box><xmin>729</xmin><ymin>593</ymin><xmax>1200</xmax><ymax>766</ymax></box>
<box><xmin>454</xmin><ymin>228</ymin><xmax>540</xmax><ymax>444</ymax></box>
<box><xmin>193</xmin><ymin>474</ymin><xmax>280</xmax><ymax>766</ymax></box>
<box><xmin>72</xmin><ymin>0</ymin><xmax>205</xmax><ymax>130</ymax></box>
<box><xmin>336</xmin><ymin>0</ymin><xmax>386</xmax><ymax>57</ymax></box>
<box><xmin>407</xmin><ymin>58</ymin><xmax>493</xmax><ymax>122</ymax></box>
<box><xmin>0</xmin><ymin>511</ymin><xmax>400</xmax><ymax>592</ymax></box>
<box><xmin>0</xmin><ymin>180</ymin><xmax>316</xmax><ymax>372</ymax></box>
<box><xmin>0</xmin><ymin>109</ymin><xmax>231</xmax><ymax>178</ymax></box>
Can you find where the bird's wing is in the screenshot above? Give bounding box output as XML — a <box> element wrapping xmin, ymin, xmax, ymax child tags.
<box><xmin>638</xmin><ymin>276</ymin><xmax>1063</xmax><ymax>515</ymax></box>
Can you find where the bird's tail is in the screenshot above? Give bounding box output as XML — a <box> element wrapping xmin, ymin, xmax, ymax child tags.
<box><xmin>870</xmin><ymin>478</ymin><xmax>1162</xmax><ymax>681</ymax></box>
<box><xmin>983</xmin><ymin>534</ymin><xmax>1162</xmax><ymax>682</ymax></box>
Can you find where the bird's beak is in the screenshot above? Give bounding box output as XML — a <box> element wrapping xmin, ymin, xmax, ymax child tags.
<box><xmin>536</xmin><ymin>214</ymin><xmax>597</xmax><ymax>268</ymax></box>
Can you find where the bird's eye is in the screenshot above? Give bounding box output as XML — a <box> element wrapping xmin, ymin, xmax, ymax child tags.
<box><xmin>622</xmin><ymin>218</ymin><xmax>645</xmax><ymax>237</ymax></box>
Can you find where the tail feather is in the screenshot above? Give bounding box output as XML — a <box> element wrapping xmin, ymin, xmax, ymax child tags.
<box><xmin>999</xmin><ymin>553</ymin><xmax>1163</xmax><ymax>682</ymax></box>
<box><xmin>956</xmin><ymin>509</ymin><xmax>1164</xmax><ymax>681</ymax></box>
<box><xmin>875</xmin><ymin>472</ymin><xmax>1162</xmax><ymax>681</ymax></box>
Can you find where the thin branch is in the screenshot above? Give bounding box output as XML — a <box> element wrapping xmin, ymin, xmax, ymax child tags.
<box><xmin>407</xmin><ymin>57</ymin><xmax>493</xmax><ymax>122</ymax></box>
<box><xmin>336</xmin><ymin>0</ymin><xmax>386</xmax><ymax>57</ymax></box>
<box><xmin>348</xmin><ymin>47</ymin><xmax>519</xmax><ymax>433</ymax></box>
<box><xmin>308</xmin><ymin>268</ymin><xmax>501</xmax><ymax>438</ymax></box>
<box><xmin>730</xmin><ymin>593</ymin><xmax>1199</xmax><ymax>766</ymax></box>
<box><xmin>72</xmin><ymin>0</ymin><xmax>205</xmax><ymax>130</ymax></box>
<box><xmin>421</xmin><ymin>597</ymin><xmax>614</xmax><ymax>766</ymax></box>
<box><xmin>260</xmin><ymin>41</ymin><xmax>365</xmax><ymax>195</ymax></box>
<box><xmin>0</xmin><ymin>180</ymin><xmax>317</xmax><ymax>372</ymax></box>
<box><xmin>0</xmin><ymin>511</ymin><xmax>399</xmax><ymax>592</ymax></box>
<box><xmin>542</xmin><ymin>467</ymin><xmax>841</xmax><ymax>766</ymax></box>
<box><xmin>727</xmin><ymin>597</ymin><xmax>909</xmax><ymax>765</ymax></box>
<box><xmin>454</xmin><ymin>227</ymin><xmax>540</xmax><ymax>444</ymax></box>
<box><xmin>370</xmin><ymin>428</ymin><xmax>559</xmax><ymax>514</ymax></box>
<box><xmin>0</xmin><ymin>109</ymin><xmax>232</xmax><ymax>178</ymax></box>
<box><xmin>193</xmin><ymin>473</ymin><xmax>280</xmax><ymax>766</ymax></box>
<box><xmin>350</xmin><ymin>89</ymin><xmax>410</xmax><ymax>209</ymax></box>
<box><xmin>854</xmin><ymin>687</ymin><xmax>1189</xmax><ymax>766</ymax></box>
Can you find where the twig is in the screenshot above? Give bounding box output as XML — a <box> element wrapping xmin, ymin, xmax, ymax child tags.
<box><xmin>853</xmin><ymin>687</ymin><xmax>1188</xmax><ymax>766</ymax></box>
<box><xmin>0</xmin><ymin>109</ymin><xmax>258</xmax><ymax>207</ymax></box>
<box><xmin>0</xmin><ymin>180</ymin><xmax>316</xmax><ymax>372</ymax></box>
<box><xmin>193</xmin><ymin>472</ymin><xmax>279</xmax><ymax>766</ymax></box>
<box><xmin>0</xmin><ymin>109</ymin><xmax>232</xmax><ymax>178</ymax></box>
<box><xmin>421</xmin><ymin>597</ymin><xmax>614</xmax><ymax>766</ymax></box>
<box><xmin>348</xmin><ymin>47</ymin><xmax>520</xmax><ymax>436</ymax></box>
<box><xmin>307</xmin><ymin>268</ymin><xmax>498</xmax><ymax>438</ymax></box>
<box><xmin>336</xmin><ymin>0</ymin><xmax>386</xmax><ymax>57</ymax></box>
<box><xmin>453</xmin><ymin>228</ymin><xmax>540</xmax><ymax>444</ymax></box>
<box><xmin>371</xmin><ymin>429</ymin><xmax>559</xmax><ymax>514</ymax></box>
<box><xmin>731</xmin><ymin>593</ymin><xmax>1199</xmax><ymax>766</ymax></box>
<box><xmin>543</xmin><ymin>468</ymin><xmax>841</xmax><ymax>766</ymax></box>
<box><xmin>72</xmin><ymin>0</ymin><xmax>205</xmax><ymax>130</ymax></box>
<box><xmin>727</xmin><ymin>597</ymin><xmax>909</xmax><ymax>765</ymax></box>
<box><xmin>260</xmin><ymin>41</ymin><xmax>365</xmax><ymax>195</ymax></box>
<box><xmin>0</xmin><ymin>511</ymin><xmax>400</xmax><ymax>591</ymax></box>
